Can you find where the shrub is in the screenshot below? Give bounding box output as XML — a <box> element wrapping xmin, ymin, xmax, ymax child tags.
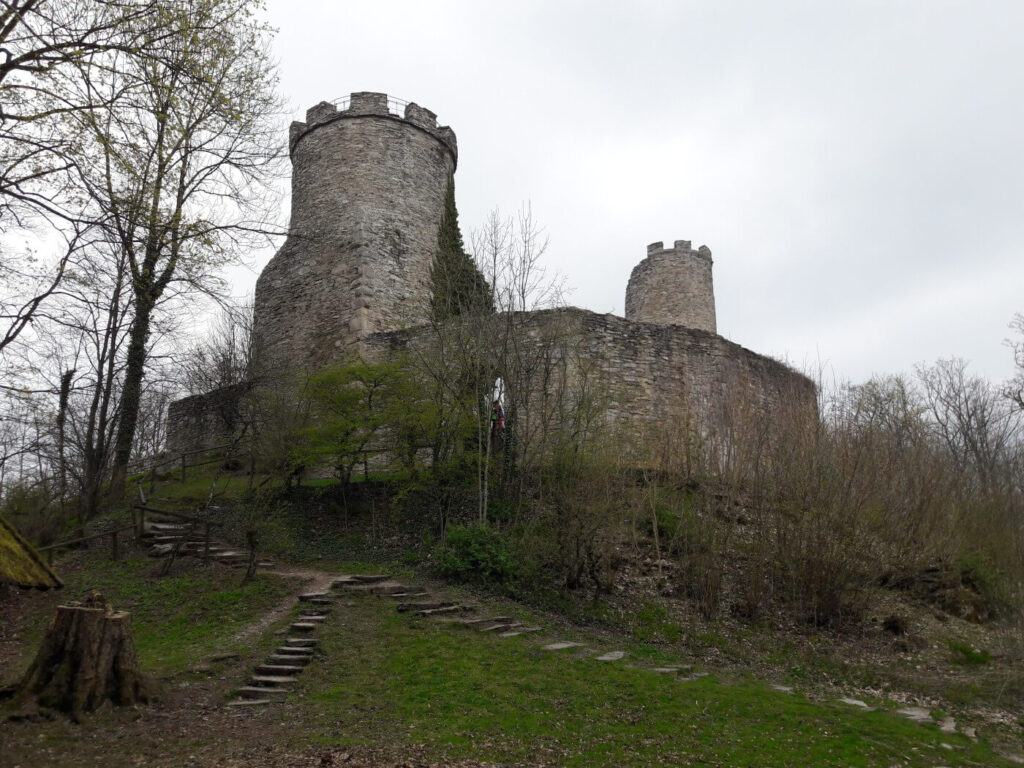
<box><xmin>437</xmin><ymin>522</ymin><xmax>517</xmax><ymax>584</ymax></box>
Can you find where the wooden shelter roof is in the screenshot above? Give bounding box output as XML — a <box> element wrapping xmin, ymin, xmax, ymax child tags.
<box><xmin>0</xmin><ymin>514</ymin><xmax>63</xmax><ymax>589</ymax></box>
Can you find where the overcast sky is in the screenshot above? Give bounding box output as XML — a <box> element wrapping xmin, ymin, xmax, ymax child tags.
<box><xmin>246</xmin><ymin>0</ymin><xmax>1024</xmax><ymax>385</ymax></box>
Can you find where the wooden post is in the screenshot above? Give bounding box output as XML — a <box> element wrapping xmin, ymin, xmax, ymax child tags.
<box><xmin>204</xmin><ymin>523</ymin><xmax>211</xmax><ymax>561</ymax></box>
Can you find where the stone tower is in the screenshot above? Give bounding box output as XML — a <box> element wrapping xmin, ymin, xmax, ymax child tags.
<box><xmin>624</xmin><ymin>240</ymin><xmax>716</xmax><ymax>333</ymax></box>
<box><xmin>252</xmin><ymin>92</ymin><xmax>458</xmax><ymax>376</ymax></box>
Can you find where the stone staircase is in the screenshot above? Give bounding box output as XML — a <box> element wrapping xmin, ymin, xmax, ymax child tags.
<box><xmin>140</xmin><ymin>515</ymin><xmax>274</xmax><ymax>570</ymax></box>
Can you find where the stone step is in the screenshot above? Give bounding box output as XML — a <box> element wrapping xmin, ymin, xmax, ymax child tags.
<box><xmin>298</xmin><ymin>592</ymin><xmax>332</xmax><ymax>602</ymax></box>
<box><xmin>146</xmin><ymin>522</ymin><xmax>187</xmax><ymax>532</ymax></box>
<box><xmin>267</xmin><ymin>654</ymin><xmax>310</xmax><ymax>666</ymax></box>
<box><xmin>285</xmin><ymin>637</ymin><xmax>317</xmax><ymax>648</ymax></box>
<box><xmin>595</xmin><ymin>651</ymin><xmax>627</xmax><ymax>662</ymax></box>
<box><xmin>397</xmin><ymin>601</ymin><xmax>455</xmax><ymax>613</ymax></box>
<box><xmin>499</xmin><ymin>627</ymin><xmax>543</xmax><ymax>638</ymax></box>
<box><xmin>225</xmin><ymin>698</ymin><xmax>273</xmax><ymax>707</ymax></box>
<box><xmin>449</xmin><ymin>615</ymin><xmax>512</xmax><ymax>627</ymax></box>
<box><xmin>275</xmin><ymin>645</ymin><xmax>314</xmax><ymax>656</ymax></box>
<box><xmin>542</xmin><ymin>641</ymin><xmax>585</xmax><ymax>651</ymax></box>
<box><xmin>387</xmin><ymin>591</ymin><xmax>431</xmax><ymax>599</ymax></box>
<box><xmin>256</xmin><ymin>664</ymin><xmax>303</xmax><ymax>676</ymax></box>
<box><xmin>348</xmin><ymin>574</ymin><xmax>392</xmax><ymax>583</ymax></box>
<box><xmin>342</xmin><ymin>582</ymin><xmax>412</xmax><ymax>595</ymax></box>
<box><xmin>296</xmin><ymin>614</ymin><xmax>326</xmax><ymax>622</ymax></box>
<box><xmin>480</xmin><ymin>622</ymin><xmax>522</xmax><ymax>633</ymax></box>
<box><xmin>290</xmin><ymin>622</ymin><xmax>319</xmax><ymax>632</ymax></box>
<box><xmin>250</xmin><ymin>675</ymin><xmax>297</xmax><ymax>687</ymax></box>
<box><xmin>417</xmin><ymin>605</ymin><xmax>472</xmax><ymax>617</ymax></box>
<box><xmin>237</xmin><ymin>686</ymin><xmax>287</xmax><ymax>699</ymax></box>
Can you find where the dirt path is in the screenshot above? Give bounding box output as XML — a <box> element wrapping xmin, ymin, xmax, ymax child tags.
<box><xmin>230</xmin><ymin>567</ymin><xmax>337</xmax><ymax>644</ymax></box>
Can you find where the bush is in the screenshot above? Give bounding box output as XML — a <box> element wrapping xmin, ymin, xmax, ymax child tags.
<box><xmin>437</xmin><ymin>522</ymin><xmax>517</xmax><ymax>584</ymax></box>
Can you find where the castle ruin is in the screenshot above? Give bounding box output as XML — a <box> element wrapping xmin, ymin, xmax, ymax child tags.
<box><xmin>167</xmin><ymin>92</ymin><xmax>814</xmax><ymax>454</ymax></box>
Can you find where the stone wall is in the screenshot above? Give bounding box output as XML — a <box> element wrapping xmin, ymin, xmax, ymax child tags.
<box><xmin>361</xmin><ymin>307</ymin><xmax>815</xmax><ymax>453</ymax></box>
<box><xmin>252</xmin><ymin>92</ymin><xmax>457</xmax><ymax>379</ymax></box>
<box><xmin>165</xmin><ymin>383</ymin><xmax>248</xmax><ymax>456</ymax></box>
<box><xmin>625</xmin><ymin>240</ymin><xmax>717</xmax><ymax>333</ymax></box>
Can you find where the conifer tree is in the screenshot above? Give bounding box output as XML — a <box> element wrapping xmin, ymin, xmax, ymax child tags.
<box><xmin>430</xmin><ymin>177</ymin><xmax>493</xmax><ymax>321</ymax></box>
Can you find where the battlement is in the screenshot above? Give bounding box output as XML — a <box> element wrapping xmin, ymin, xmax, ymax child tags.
<box><xmin>288</xmin><ymin>92</ymin><xmax>457</xmax><ymax>163</ymax></box>
<box><xmin>646</xmin><ymin>240</ymin><xmax>712</xmax><ymax>261</ymax></box>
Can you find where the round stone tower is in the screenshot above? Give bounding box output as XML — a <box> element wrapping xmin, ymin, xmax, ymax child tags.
<box><xmin>252</xmin><ymin>92</ymin><xmax>458</xmax><ymax>376</ymax></box>
<box><xmin>624</xmin><ymin>240</ymin><xmax>717</xmax><ymax>334</ymax></box>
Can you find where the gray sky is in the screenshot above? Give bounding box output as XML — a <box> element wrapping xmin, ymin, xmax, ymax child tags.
<box><xmin>248</xmin><ymin>0</ymin><xmax>1024</xmax><ymax>385</ymax></box>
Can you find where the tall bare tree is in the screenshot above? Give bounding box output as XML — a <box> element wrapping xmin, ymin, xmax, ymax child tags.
<box><xmin>57</xmin><ymin>0</ymin><xmax>285</xmax><ymax>503</ymax></box>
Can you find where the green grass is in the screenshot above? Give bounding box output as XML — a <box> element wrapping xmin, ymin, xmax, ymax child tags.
<box><xmin>291</xmin><ymin>595</ymin><xmax>1016</xmax><ymax>768</ymax></box>
<box><xmin>5</xmin><ymin>551</ymin><xmax>298</xmax><ymax>680</ymax></box>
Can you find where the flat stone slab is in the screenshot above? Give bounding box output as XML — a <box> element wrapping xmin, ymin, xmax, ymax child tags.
<box><xmin>679</xmin><ymin>672</ymin><xmax>710</xmax><ymax>682</ymax></box>
<box><xmin>542</xmin><ymin>642</ymin><xmax>584</xmax><ymax>651</ymax></box>
<box><xmin>499</xmin><ymin>627</ymin><xmax>543</xmax><ymax>638</ymax></box>
<box><xmin>417</xmin><ymin>605</ymin><xmax>470</xmax><ymax>616</ymax></box>
<box><xmin>225</xmin><ymin>698</ymin><xmax>272</xmax><ymax>707</ymax></box>
<box><xmin>938</xmin><ymin>717</ymin><xmax>957</xmax><ymax>734</ymax></box>
<box><xmin>480</xmin><ymin>622</ymin><xmax>522</xmax><ymax>633</ymax></box>
<box><xmin>389</xmin><ymin>592</ymin><xmax>430</xmax><ymax>599</ymax></box>
<box><xmin>452</xmin><ymin>616</ymin><xmax>511</xmax><ymax>626</ymax></box>
<box><xmin>348</xmin><ymin>574</ymin><xmax>392</xmax><ymax>583</ymax></box>
<box><xmin>299</xmin><ymin>592</ymin><xmax>332</xmax><ymax>602</ymax></box>
<box><xmin>237</xmin><ymin>686</ymin><xmax>287</xmax><ymax>698</ymax></box>
<box><xmin>268</xmin><ymin>654</ymin><xmax>310</xmax><ymax>666</ymax></box>
<box><xmin>397</xmin><ymin>601</ymin><xmax>454</xmax><ymax>613</ymax></box>
<box><xmin>256</xmin><ymin>664</ymin><xmax>303</xmax><ymax>675</ymax></box>
<box><xmin>839</xmin><ymin>697</ymin><xmax>871</xmax><ymax>709</ymax></box>
<box><xmin>896</xmin><ymin>706</ymin><xmax>933</xmax><ymax>724</ymax></box>
<box><xmin>290</xmin><ymin>622</ymin><xmax>319</xmax><ymax>632</ymax></box>
<box><xmin>250</xmin><ymin>675</ymin><xmax>297</xmax><ymax>686</ymax></box>
<box><xmin>296</xmin><ymin>614</ymin><xmax>326</xmax><ymax>622</ymax></box>
<box><xmin>285</xmin><ymin>637</ymin><xmax>317</xmax><ymax>647</ymax></box>
<box><xmin>650</xmin><ymin>667</ymin><xmax>681</xmax><ymax>674</ymax></box>
<box><xmin>595</xmin><ymin>651</ymin><xmax>627</xmax><ymax>662</ymax></box>
<box><xmin>276</xmin><ymin>645</ymin><xmax>314</xmax><ymax>655</ymax></box>
<box><xmin>770</xmin><ymin>684</ymin><xmax>794</xmax><ymax>694</ymax></box>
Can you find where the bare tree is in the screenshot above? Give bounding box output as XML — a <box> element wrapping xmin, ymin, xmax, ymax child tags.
<box><xmin>55</xmin><ymin>0</ymin><xmax>285</xmax><ymax>503</ymax></box>
<box><xmin>1007</xmin><ymin>313</ymin><xmax>1024</xmax><ymax>412</ymax></box>
<box><xmin>918</xmin><ymin>358</ymin><xmax>1022</xmax><ymax>496</ymax></box>
<box><xmin>178</xmin><ymin>297</ymin><xmax>254</xmax><ymax>396</ymax></box>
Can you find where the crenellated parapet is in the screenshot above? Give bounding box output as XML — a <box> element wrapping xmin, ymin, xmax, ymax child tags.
<box><xmin>288</xmin><ymin>91</ymin><xmax>458</xmax><ymax>166</ymax></box>
<box><xmin>626</xmin><ymin>239</ymin><xmax>717</xmax><ymax>333</ymax></box>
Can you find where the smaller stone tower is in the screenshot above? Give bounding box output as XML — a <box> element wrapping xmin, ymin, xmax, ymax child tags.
<box><xmin>625</xmin><ymin>240</ymin><xmax>716</xmax><ymax>333</ymax></box>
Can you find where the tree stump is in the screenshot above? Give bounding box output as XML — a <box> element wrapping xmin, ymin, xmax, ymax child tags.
<box><xmin>12</xmin><ymin>591</ymin><xmax>149</xmax><ymax>721</ymax></box>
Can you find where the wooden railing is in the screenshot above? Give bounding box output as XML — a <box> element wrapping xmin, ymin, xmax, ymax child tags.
<box><xmin>37</xmin><ymin>523</ymin><xmax>135</xmax><ymax>565</ymax></box>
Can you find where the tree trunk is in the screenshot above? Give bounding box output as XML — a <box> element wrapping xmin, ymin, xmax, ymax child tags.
<box><xmin>13</xmin><ymin>593</ymin><xmax>150</xmax><ymax>722</ymax></box>
<box><xmin>109</xmin><ymin>301</ymin><xmax>153</xmax><ymax>506</ymax></box>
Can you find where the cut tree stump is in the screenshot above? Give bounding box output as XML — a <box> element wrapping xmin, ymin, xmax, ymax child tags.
<box><xmin>12</xmin><ymin>591</ymin><xmax>150</xmax><ymax>722</ymax></box>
